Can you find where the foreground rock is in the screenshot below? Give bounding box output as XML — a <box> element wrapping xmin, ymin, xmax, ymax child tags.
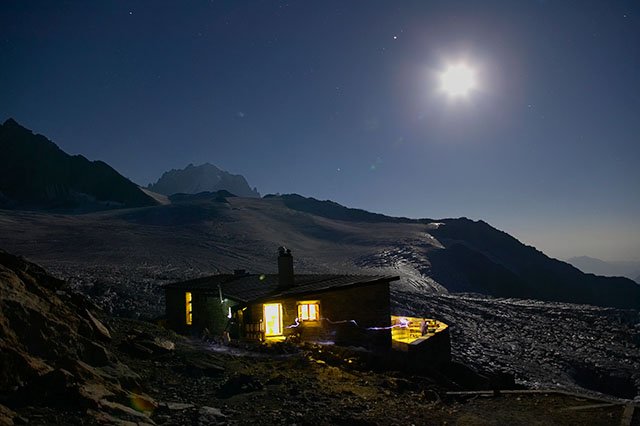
<box><xmin>0</xmin><ymin>249</ymin><xmax>156</xmax><ymax>423</ymax></box>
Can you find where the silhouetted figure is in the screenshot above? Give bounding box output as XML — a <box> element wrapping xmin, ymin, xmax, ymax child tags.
<box><xmin>421</xmin><ymin>319</ymin><xmax>428</xmax><ymax>336</ymax></box>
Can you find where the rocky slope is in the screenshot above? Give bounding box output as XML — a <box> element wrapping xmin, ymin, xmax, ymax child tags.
<box><xmin>426</xmin><ymin>218</ymin><xmax>640</xmax><ymax>308</ymax></box>
<box><xmin>1</xmin><ymin>249</ymin><xmax>636</xmax><ymax>425</ymax></box>
<box><xmin>0</xmin><ymin>119</ymin><xmax>157</xmax><ymax>211</ymax></box>
<box><xmin>148</xmin><ymin>163</ymin><xmax>260</xmax><ymax>198</ymax></box>
<box><xmin>0</xmin><ymin>249</ymin><xmax>157</xmax><ymax>424</ymax></box>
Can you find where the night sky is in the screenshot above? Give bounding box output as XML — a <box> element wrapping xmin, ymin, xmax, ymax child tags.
<box><xmin>1</xmin><ymin>1</ymin><xmax>639</xmax><ymax>261</ymax></box>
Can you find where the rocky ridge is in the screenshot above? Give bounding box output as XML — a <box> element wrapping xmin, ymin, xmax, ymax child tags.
<box><xmin>0</xmin><ymin>119</ymin><xmax>156</xmax><ymax>211</ymax></box>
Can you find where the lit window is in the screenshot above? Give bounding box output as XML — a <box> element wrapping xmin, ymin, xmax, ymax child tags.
<box><xmin>297</xmin><ymin>301</ymin><xmax>320</xmax><ymax>321</ymax></box>
<box><xmin>185</xmin><ymin>292</ymin><xmax>193</xmax><ymax>325</ymax></box>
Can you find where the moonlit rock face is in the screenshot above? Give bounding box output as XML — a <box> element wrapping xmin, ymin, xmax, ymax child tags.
<box><xmin>439</xmin><ymin>63</ymin><xmax>477</xmax><ymax>97</ymax></box>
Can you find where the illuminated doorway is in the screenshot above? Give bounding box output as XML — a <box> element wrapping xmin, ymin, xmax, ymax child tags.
<box><xmin>263</xmin><ymin>303</ymin><xmax>283</xmax><ymax>336</ymax></box>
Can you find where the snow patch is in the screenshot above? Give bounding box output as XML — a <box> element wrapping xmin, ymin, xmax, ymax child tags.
<box><xmin>426</xmin><ymin>222</ymin><xmax>445</xmax><ymax>229</ymax></box>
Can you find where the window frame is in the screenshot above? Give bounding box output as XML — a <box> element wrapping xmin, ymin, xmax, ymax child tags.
<box><xmin>297</xmin><ymin>300</ymin><xmax>320</xmax><ymax>322</ymax></box>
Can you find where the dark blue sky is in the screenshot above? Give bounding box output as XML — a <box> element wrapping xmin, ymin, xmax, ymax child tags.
<box><xmin>1</xmin><ymin>1</ymin><xmax>639</xmax><ymax>261</ymax></box>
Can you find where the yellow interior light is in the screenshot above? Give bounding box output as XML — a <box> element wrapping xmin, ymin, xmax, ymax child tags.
<box><xmin>185</xmin><ymin>292</ymin><xmax>193</xmax><ymax>325</ymax></box>
<box><xmin>263</xmin><ymin>303</ymin><xmax>283</xmax><ymax>336</ymax></box>
<box><xmin>297</xmin><ymin>301</ymin><xmax>319</xmax><ymax>321</ymax></box>
<box><xmin>390</xmin><ymin>315</ymin><xmax>448</xmax><ymax>345</ymax></box>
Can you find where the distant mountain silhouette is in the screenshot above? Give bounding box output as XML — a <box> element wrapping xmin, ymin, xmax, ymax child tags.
<box><xmin>0</xmin><ymin>118</ymin><xmax>156</xmax><ymax>211</ymax></box>
<box><xmin>265</xmin><ymin>194</ymin><xmax>640</xmax><ymax>309</ymax></box>
<box><xmin>264</xmin><ymin>193</ymin><xmax>423</xmax><ymax>223</ymax></box>
<box><xmin>567</xmin><ymin>256</ymin><xmax>613</xmax><ymax>275</ymax></box>
<box><xmin>148</xmin><ymin>163</ymin><xmax>259</xmax><ymax>198</ymax></box>
<box><xmin>427</xmin><ymin>219</ymin><xmax>640</xmax><ymax>309</ymax></box>
<box><xmin>567</xmin><ymin>256</ymin><xmax>640</xmax><ymax>280</ymax></box>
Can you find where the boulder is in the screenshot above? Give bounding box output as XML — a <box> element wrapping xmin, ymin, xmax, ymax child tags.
<box><xmin>0</xmin><ymin>404</ymin><xmax>17</xmax><ymax>425</ymax></box>
<box><xmin>12</xmin><ymin>368</ymin><xmax>83</xmax><ymax>408</ymax></box>
<box><xmin>151</xmin><ymin>338</ymin><xmax>175</xmax><ymax>352</ymax></box>
<box><xmin>81</xmin><ymin>340</ymin><xmax>112</xmax><ymax>367</ymax></box>
<box><xmin>84</xmin><ymin>309</ymin><xmax>112</xmax><ymax>342</ymax></box>
<box><xmin>118</xmin><ymin>341</ymin><xmax>155</xmax><ymax>359</ymax></box>
<box><xmin>217</xmin><ymin>374</ymin><xmax>263</xmax><ymax>398</ymax></box>
<box><xmin>198</xmin><ymin>406</ymin><xmax>226</xmax><ymax>425</ymax></box>
<box><xmin>158</xmin><ymin>402</ymin><xmax>195</xmax><ymax>411</ymax></box>
<box><xmin>136</xmin><ymin>338</ymin><xmax>175</xmax><ymax>355</ymax></box>
<box><xmin>98</xmin><ymin>399</ymin><xmax>155</xmax><ymax>422</ymax></box>
<box><xmin>181</xmin><ymin>357</ymin><xmax>225</xmax><ymax>378</ymax></box>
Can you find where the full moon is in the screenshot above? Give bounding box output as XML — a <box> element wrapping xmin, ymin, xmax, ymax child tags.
<box><xmin>439</xmin><ymin>63</ymin><xmax>477</xmax><ymax>97</ymax></box>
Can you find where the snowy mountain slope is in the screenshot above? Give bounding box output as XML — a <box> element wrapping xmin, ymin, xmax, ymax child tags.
<box><xmin>0</xmin><ymin>193</ymin><xmax>637</xmax><ymax>312</ymax></box>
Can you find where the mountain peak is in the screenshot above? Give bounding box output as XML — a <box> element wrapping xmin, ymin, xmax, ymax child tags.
<box><xmin>2</xmin><ymin>117</ymin><xmax>27</xmax><ymax>130</ymax></box>
<box><xmin>148</xmin><ymin>163</ymin><xmax>259</xmax><ymax>198</ymax></box>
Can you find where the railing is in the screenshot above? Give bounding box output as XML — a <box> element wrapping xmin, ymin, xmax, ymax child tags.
<box><xmin>245</xmin><ymin>322</ymin><xmax>264</xmax><ymax>341</ymax></box>
<box><xmin>390</xmin><ymin>316</ymin><xmax>447</xmax><ymax>345</ymax></box>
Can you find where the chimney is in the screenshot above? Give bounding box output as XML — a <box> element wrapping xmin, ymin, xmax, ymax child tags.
<box><xmin>277</xmin><ymin>246</ymin><xmax>294</xmax><ymax>289</ymax></box>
